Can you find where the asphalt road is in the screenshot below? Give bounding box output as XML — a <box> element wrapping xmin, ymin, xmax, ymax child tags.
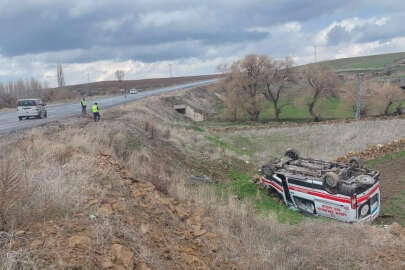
<box><xmin>0</xmin><ymin>79</ymin><xmax>218</xmax><ymax>134</ymax></box>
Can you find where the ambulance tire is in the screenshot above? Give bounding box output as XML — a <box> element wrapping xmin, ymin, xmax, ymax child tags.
<box><xmin>261</xmin><ymin>164</ymin><xmax>274</xmax><ymax>177</ymax></box>
<box><xmin>285</xmin><ymin>148</ymin><xmax>299</xmax><ymax>160</ymax></box>
<box><xmin>324</xmin><ymin>172</ymin><xmax>339</xmax><ymax>193</ymax></box>
<box><xmin>338</xmin><ymin>182</ymin><xmax>356</xmax><ymax>196</ymax></box>
<box><xmin>349</xmin><ymin>157</ymin><xmax>363</xmax><ymax>169</ymax></box>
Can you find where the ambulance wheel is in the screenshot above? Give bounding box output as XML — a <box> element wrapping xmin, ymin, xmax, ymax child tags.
<box><xmin>285</xmin><ymin>148</ymin><xmax>299</xmax><ymax>160</ymax></box>
<box><xmin>349</xmin><ymin>157</ymin><xmax>363</xmax><ymax>169</ymax></box>
<box><xmin>261</xmin><ymin>164</ymin><xmax>274</xmax><ymax>177</ymax></box>
<box><xmin>324</xmin><ymin>172</ymin><xmax>339</xmax><ymax>193</ymax></box>
<box><xmin>18</xmin><ymin>117</ymin><xmax>23</xmax><ymax>121</ymax></box>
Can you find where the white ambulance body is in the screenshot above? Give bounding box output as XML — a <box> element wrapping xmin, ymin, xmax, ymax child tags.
<box><xmin>260</xmin><ymin>150</ymin><xmax>380</xmax><ymax>223</ymax></box>
<box><xmin>261</xmin><ymin>175</ymin><xmax>380</xmax><ymax>222</ymax></box>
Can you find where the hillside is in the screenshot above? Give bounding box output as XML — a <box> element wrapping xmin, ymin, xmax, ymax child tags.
<box><xmin>63</xmin><ymin>74</ymin><xmax>221</xmax><ymax>96</ymax></box>
<box><xmin>319</xmin><ymin>52</ymin><xmax>405</xmax><ymax>72</ymax></box>
<box><xmin>1</xmin><ymin>84</ymin><xmax>405</xmax><ymax>269</ymax></box>
<box><xmin>298</xmin><ymin>52</ymin><xmax>405</xmax><ymax>84</ymax></box>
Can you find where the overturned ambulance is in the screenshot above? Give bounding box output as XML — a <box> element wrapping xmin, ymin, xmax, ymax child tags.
<box><xmin>261</xmin><ymin>149</ymin><xmax>380</xmax><ymax>222</ymax></box>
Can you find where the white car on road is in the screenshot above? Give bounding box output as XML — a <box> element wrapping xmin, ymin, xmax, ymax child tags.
<box><xmin>17</xmin><ymin>98</ymin><xmax>47</xmax><ymax>120</ymax></box>
<box><xmin>129</xmin><ymin>88</ymin><xmax>138</xmax><ymax>94</ymax></box>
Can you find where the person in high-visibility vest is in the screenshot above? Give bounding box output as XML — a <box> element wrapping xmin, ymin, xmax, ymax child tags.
<box><xmin>92</xmin><ymin>102</ymin><xmax>100</xmax><ymax>122</ymax></box>
<box><xmin>81</xmin><ymin>98</ymin><xmax>87</xmax><ymax>114</ymax></box>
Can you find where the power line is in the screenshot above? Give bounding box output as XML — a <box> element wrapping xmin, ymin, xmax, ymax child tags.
<box><xmin>313</xmin><ymin>45</ymin><xmax>317</xmax><ymax>63</ymax></box>
<box><xmin>355</xmin><ymin>73</ymin><xmax>363</xmax><ymax>120</ymax></box>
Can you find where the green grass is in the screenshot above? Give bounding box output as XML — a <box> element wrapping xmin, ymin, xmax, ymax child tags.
<box><xmin>364</xmin><ymin>150</ymin><xmax>405</xmax><ymax>167</ymax></box>
<box><xmin>186</xmin><ymin>125</ymin><xmax>205</xmax><ymax>132</ymax></box>
<box><xmin>365</xmin><ymin>151</ymin><xmax>405</xmax><ymax>226</ymax></box>
<box><xmin>228</xmin><ymin>170</ymin><xmax>304</xmax><ymax>224</ymax></box>
<box><xmin>225</xmin><ymin>96</ymin><xmax>355</xmax><ymax>123</ymax></box>
<box><xmin>316</xmin><ymin>52</ymin><xmax>405</xmax><ymax>71</ymax></box>
<box><xmin>381</xmin><ymin>191</ymin><xmax>405</xmax><ymax>226</ymax></box>
<box><xmin>205</xmin><ymin>135</ymin><xmax>254</xmax><ymax>156</ymax></box>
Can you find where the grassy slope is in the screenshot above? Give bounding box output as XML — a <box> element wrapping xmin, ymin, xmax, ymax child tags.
<box><xmin>314</xmin><ymin>52</ymin><xmax>405</xmax><ymax>71</ymax></box>
<box><xmin>227</xmin><ymin>170</ymin><xmax>304</xmax><ymax>224</ymax></box>
<box><xmin>364</xmin><ymin>150</ymin><xmax>405</xmax><ymax>167</ymax></box>
<box><xmin>365</xmin><ymin>150</ymin><xmax>405</xmax><ymax>226</ymax></box>
<box><xmin>200</xmin><ymin>117</ymin><xmax>405</xmax><ymax>226</ymax></box>
<box><xmin>259</xmin><ymin>96</ymin><xmax>353</xmax><ymax>121</ymax></box>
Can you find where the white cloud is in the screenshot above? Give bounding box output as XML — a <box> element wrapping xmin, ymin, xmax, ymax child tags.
<box><xmin>138</xmin><ymin>9</ymin><xmax>204</xmax><ymax>28</ymax></box>
<box><xmin>98</xmin><ymin>16</ymin><xmax>131</xmax><ymax>32</ymax></box>
<box><xmin>1</xmin><ymin>1</ymin><xmax>405</xmax><ymax>85</ymax></box>
<box><xmin>334</xmin><ymin>42</ymin><xmax>381</xmax><ymax>59</ymax></box>
<box><xmin>68</xmin><ymin>0</ymin><xmax>103</xmax><ymax>18</ymax></box>
<box><xmin>314</xmin><ymin>17</ymin><xmax>389</xmax><ymax>46</ymax></box>
<box><xmin>247</xmin><ymin>21</ymin><xmax>302</xmax><ymax>34</ymax></box>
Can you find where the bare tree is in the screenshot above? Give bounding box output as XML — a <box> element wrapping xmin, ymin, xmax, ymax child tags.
<box><xmin>364</xmin><ymin>81</ymin><xmax>404</xmax><ymax>115</ymax></box>
<box><xmin>57</xmin><ymin>64</ymin><xmax>65</xmax><ymax>87</ymax></box>
<box><xmin>223</xmin><ymin>78</ymin><xmax>245</xmax><ymax>121</ymax></box>
<box><xmin>304</xmin><ymin>64</ymin><xmax>338</xmax><ymax>121</ymax></box>
<box><xmin>215</xmin><ymin>63</ymin><xmax>242</xmax><ymax>121</ymax></box>
<box><xmin>380</xmin><ymin>83</ymin><xmax>404</xmax><ymax>115</ymax></box>
<box><xmin>227</xmin><ymin>55</ymin><xmax>267</xmax><ymax>121</ymax></box>
<box><xmin>115</xmin><ymin>70</ymin><xmax>125</xmax><ymax>82</ymax></box>
<box><xmin>0</xmin><ymin>78</ymin><xmax>47</xmax><ymax>108</ymax></box>
<box><xmin>216</xmin><ymin>63</ymin><xmax>228</xmax><ymax>74</ymax></box>
<box><xmin>340</xmin><ymin>79</ymin><xmax>371</xmax><ymax>117</ymax></box>
<box><xmin>262</xmin><ymin>56</ymin><xmax>296</xmax><ymax>121</ymax></box>
<box><xmin>343</xmin><ymin>80</ymin><xmax>405</xmax><ymax>116</ymax></box>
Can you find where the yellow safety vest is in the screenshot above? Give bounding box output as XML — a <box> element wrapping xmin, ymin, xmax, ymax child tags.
<box><xmin>81</xmin><ymin>100</ymin><xmax>86</xmax><ymax>106</ymax></box>
<box><xmin>92</xmin><ymin>104</ymin><xmax>98</xmax><ymax>113</ymax></box>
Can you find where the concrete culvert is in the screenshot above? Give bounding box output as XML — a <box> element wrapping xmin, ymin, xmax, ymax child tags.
<box><xmin>174</xmin><ymin>105</ymin><xmax>186</xmax><ymax>114</ymax></box>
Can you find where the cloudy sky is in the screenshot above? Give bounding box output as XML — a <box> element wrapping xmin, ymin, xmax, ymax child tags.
<box><xmin>0</xmin><ymin>0</ymin><xmax>404</xmax><ymax>86</ymax></box>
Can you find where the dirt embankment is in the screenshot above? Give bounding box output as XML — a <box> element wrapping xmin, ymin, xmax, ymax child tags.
<box><xmin>336</xmin><ymin>139</ymin><xmax>405</xmax><ymax>163</ymax></box>
<box><xmin>5</xmin><ymin>153</ymin><xmax>235</xmax><ymax>269</ymax></box>
<box><xmin>336</xmin><ymin>139</ymin><xmax>405</xmax><ymax>201</ymax></box>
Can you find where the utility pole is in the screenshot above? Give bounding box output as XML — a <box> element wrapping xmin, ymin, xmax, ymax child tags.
<box><xmin>87</xmin><ymin>73</ymin><xmax>90</xmax><ymax>83</ymax></box>
<box><xmin>169</xmin><ymin>64</ymin><xmax>173</xmax><ymax>78</ymax></box>
<box><xmin>355</xmin><ymin>73</ymin><xmax>362</xmax><ymax>120</ymax></box>
<box><xmin>313</xmin><ymin>45</ymin><xmax>317</xmax><ymax>63</ymax></box>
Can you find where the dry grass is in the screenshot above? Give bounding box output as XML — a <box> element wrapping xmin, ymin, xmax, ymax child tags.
<box><xmin>0</xmin><ymin>126</ymin><xmax>101</xmax><ymax>231</ymax></box>
<box><xmin>170</xmin><ymin>175</ymin><xmax>402</xmax><ymax>269</ymax></box>
<box><xmin>0</xmin><ymin>86</ymin><xmax>403</xmax><ymax>269</ymax></box>
<box><xmin>0</xmin><ymin>158</ymin><xmax>25</xmax><ymax>231</ymax></box>
<box><xmin>118</xmin><ymin>89</ymin><xmax>405</xmax><ymax>269</ymax></box>
<box><xmin>215</xmin><ymin>118</ymin><xmax>405</xmax><ymax>162</ymax></box>
<box><xmin>0</xmin><ymin>232</ymin><xmax>37</xmax><ymax>270</ymax></box>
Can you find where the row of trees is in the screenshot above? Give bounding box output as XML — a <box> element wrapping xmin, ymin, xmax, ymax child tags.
<box><xmin>219</xmin><ymin>54</ymin><xmax>404</xmax><ymax>122</ymax></box>
<box><xmin>343</xmin><ymin>79</ymin><xmax>404</xmax><ymax>116</ymax></box>
<box><xmin>0</xmin><ymin>65</ymin><xmax>127</xmax><ymax>108</ymax></box>
<box><xmin>0</xmin><ymin>78</ymin><xmax>49</xmax><ymax>107</ymax></box>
